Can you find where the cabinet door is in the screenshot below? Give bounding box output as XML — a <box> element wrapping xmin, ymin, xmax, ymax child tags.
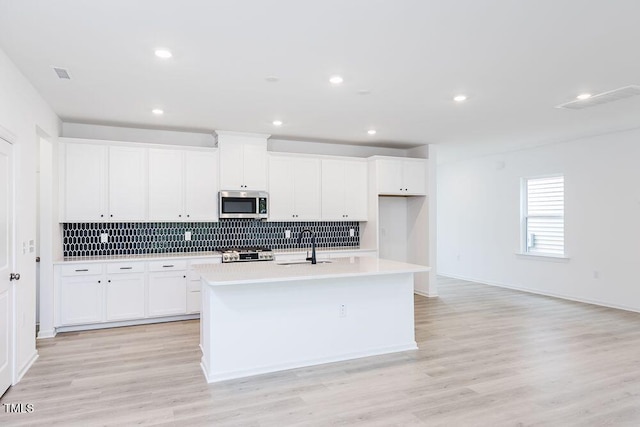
<box><xmin>321</xmin><ymin>159</ymin><xmax>346</xmax><ymax>220</ymax></box>
<box><xmin>219</xmin><ymin>142</ymin><xmax>244</xmax><ymax>190</ymax></box>
<box><xmin>293</xmin><ymin>157</ymin><xmax>321</xmax><ymax>220</ymax></box>
<box><xmin>109</xmin><ymin>146</ymin><xmax>147</xmax><ymax>220</ymax></box>
<box><xmin>343</xmin><ymin>160</ymin><xmax>368</xmax><ymax>220</ymax></box>
<box><xmin>148</xmin><ymin>149</ymin><xmax>184</xmax><ymax>221</ymax></box>
<box><xmin>105</xmin><ymin>274</ymin><xmax>145</xmax><ymax>321</ymax></box>
<box><xmin>148</xmin><ymin>272</ymin><xmax>187</xmax><ymax>317</ymax></box>
<box><xmin>242</xmin><ymin>143</ymin><xmax>267</xmax><ymax>190</ymax></box>
<box><xmin>59</xmin><ymin>276</ymin><xmax>104</xmax><ymax>325</ymax></box>
<box><xmin>268</xmin><ymin>156</ymin><xmax>295</xmax><ymax>220</ymax></box>
<box><xmin>64</xmin><ymin>143</ymin><xmax>107</xmax><ymax>221</ymax></box>
<box><xmin>184</xmin><ymin>150</ymin><xmax>218</xmax><ymax>221</ymax></box>
<box><xmin>377</xmin><ymin>159</ymin><xmax>404</xmax><ymax>195</ymax></box>
<box><xmin>403</xmin><ymin>159</ymin><xmax>427</xmax><ymax>195</ymax></box>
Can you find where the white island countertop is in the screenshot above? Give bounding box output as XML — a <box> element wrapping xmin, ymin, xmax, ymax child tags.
<box><xmin>194</xmin><ymin>257</ymin><xmax>430</xmax><ymax>286</ymax></box>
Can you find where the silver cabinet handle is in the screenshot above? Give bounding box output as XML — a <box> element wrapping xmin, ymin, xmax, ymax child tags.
<box><xmin>75</xmin><ymin>269</ymin><xmax>89</xmax><ymax>272</ymax></box>
<box><xmin>119</xmin><ymin>267</ymin><xmax>133</xmax><ymax>270</ymax></box>
<box><xmin>162</xmin><ymin>265</ymin><xmax>174</xmax><ymax>268</ymax></box>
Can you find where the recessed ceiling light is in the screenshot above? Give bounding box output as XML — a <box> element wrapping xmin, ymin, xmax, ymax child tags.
<box><xmin>367</xmin><ymin>129</ymin><xmax>377</xmax><ymax>135</ymax></box>
<box><xmin>453</xmin><ymin>95</ymin><xmax>467</xmax><ymax>102</ymax></box>
<box><xmin>154</xmin><ymin>49</ymin><xmax>172</xmax><ymax>59</ymax></box>
<box><xmin>576</xmin><ymin>93</ymin><xmax>592</xmax><ymax>100</ymax></box>
<box><xmin>329</xmin><ymin>75</ymin><xmax>344</xmax><ymax>85</ymax></box>
<box><xmin>265</xmin><ymin>76</ymin><xmax>280</xmax><ymax>83</ymax></box>
<box><xmin>272</xmin><ymin>120</ymin><xmax>283</xmax><ymax>126</ymax></box>
<box><xmin>152</xmin><ymin>108</ymin><xmax>164</xmax><ymax>115</ymax></box>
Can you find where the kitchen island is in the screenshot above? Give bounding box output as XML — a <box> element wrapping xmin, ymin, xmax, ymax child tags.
<box><xmin>194</xmin><ymin>257</ymin><xmax>430</xmax><ymax>383</ymax></box>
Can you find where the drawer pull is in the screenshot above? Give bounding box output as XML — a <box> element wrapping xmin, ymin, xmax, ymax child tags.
<box><xmin>119</xmin><ymin>267</ymin><xmax>133</xmax><ymax>270</ymax></box>
<box><xmin>75</xmin><ymin>269</ymin><xmax>89</xmax><ymax>272</ymax></box>
<box><xmin>162</xmin><ymin>265</ymin><xmax>174</xmax><ymax>268</ymax></box>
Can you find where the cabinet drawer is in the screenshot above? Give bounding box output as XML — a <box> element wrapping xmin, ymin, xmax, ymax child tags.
<box><xmin>106</xmin><ymin>262</ymin><xmax>145</xmax><ymax>274</ymax></box>
<box><xmin>60</xmin><ymin>263</ymin><xmax>103</xmax><ymax>276</ymax></box>
<box><xmin>148</xmin><ymin>260</ymin><xmax>187</xmax><ymax>272</ymax></box>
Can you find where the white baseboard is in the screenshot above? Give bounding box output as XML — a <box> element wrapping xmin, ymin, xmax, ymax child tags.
<box><xmin>439</xmin><ymin>272</ymin><xmax>640</xmax><ymax>315</ymax></box>
<box><xmin>414</xmin><ymin>290</ymin><xmax>438</xmax><ymax>298</ymax></box>
<box><xmin>55</xmin><ymin>314</ymin><xmax>200</xmax><ymax>333</ymax></box>
<box><xmin>14</xmin><ymin>351</ymin><xmax>38</xmax><ymax>385</ymax></box>
<box><xmin>37</xmin><ymin>329</ymin><xmax>56</xmax><ymax>339</ymax></box>
<box><xmin>202</xmin><ymin>342</ymin><xmax>418</xmax><ymax>383</ymax></box>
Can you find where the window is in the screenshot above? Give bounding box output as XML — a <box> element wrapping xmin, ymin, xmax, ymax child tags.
<box><xmin>522</xmin><ymin>175</ymin><xmax>564</xmax><ymax>256</ymax></box>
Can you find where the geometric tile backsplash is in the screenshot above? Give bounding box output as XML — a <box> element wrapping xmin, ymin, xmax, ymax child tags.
<box><xmin>62</xmin><ymin>219</ymin><xmax>360</xmax><ymax>257</ymax></box>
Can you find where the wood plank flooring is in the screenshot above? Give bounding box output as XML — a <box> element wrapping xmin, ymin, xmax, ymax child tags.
<box><xmin>3</xmin><ymin>276</ymin><xmax>640</xmax><ymax>426</ymax></box>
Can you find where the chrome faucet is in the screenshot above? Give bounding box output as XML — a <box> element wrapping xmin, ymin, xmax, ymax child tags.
<box><xmin>297</xmin><ymin>229</ymin><xmax>317</xmax><ymax>264</ymax></box>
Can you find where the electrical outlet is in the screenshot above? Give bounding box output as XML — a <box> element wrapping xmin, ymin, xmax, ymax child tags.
<box><xmin>100</xmin><ymin>233</ymin><xmax>109</xmax><ymax>243</ymax></box>
<box><xmin>285</xmin><ymin>230</ymin><xmax>291</xmax><ymax>239</ymax></box>
<box><xmin>339</xmin><ymin>304</ymin><xmax>347</xmax><ymax>318</ymax></box>
<box><xmin>185</xmin><ymin>231</ymin><xmax>192</xmax><ymax>241</ymax></box>
<box><xmin>349</xmin><ymin>229</ymin><xmax>355</xmax><ymax>237</ymax></box>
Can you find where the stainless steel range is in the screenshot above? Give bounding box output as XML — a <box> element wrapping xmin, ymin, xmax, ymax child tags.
<box><xmin>218</xmin><ymin>247</ymin><xmax>274</xmax><ymax>263</ymax></box>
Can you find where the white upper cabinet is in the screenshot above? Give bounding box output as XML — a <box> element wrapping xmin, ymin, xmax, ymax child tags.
<box><xmin>184</xmin><ymin>150</ymin><xmax>218</xmax><ymax>221</ymax></box>
<box><xmin>268</xmin><ymin>154</ymin><xmax>321</xmax><ymax>221</ymax></box>
<box><xmin>376</xmin><ymin>157</ymin><xmax>427</xmax><ymax>195</ymax></box>
<box><xmin>63</xmin><ymin>142</ymin><xmax>108</xmax><ymax>221</ymax></box>
<box><xmin>217</xmin><ymin>132</ymin><xmax>268</xmax><ymax>190</ymax></box>
<box><xmin>109</xmin><ymin>146</ymin><xmax>147</xmax><ymax>221</ymax></box>
<box><xmin>321</xmin><ymin>159</ymin><xmax>368</xmax><ymax>221</ymax></box>
<box><xmin>148</xmin><ymin>148</ymin><xmax>184</xmax><ymax>221</ymax></box>
<box><xmin>149</xmin><ymin>148</ymin><xmax>218</xmax><ymax>222</ymax></box>
<box><xmin>61</xmin><ymin>138</ymin><xmax>218</xmax><ymax>222</ymax></box>
<box><xmin>343</xmin><ymin>161</ymin><xmax>368</xmax><ymax>219</ymax></box>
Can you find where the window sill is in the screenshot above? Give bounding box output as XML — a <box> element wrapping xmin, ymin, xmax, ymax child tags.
<box><xmin>515</xmin><ymin>253</ymin><xmax>570</xmax><ymax>263</ymax></box>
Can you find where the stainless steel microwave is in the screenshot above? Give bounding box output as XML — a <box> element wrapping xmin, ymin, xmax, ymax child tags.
<box><xmin>219</xmin><ymin>191</ymin><xmax>268</xmax><ymax>219</ymax></box>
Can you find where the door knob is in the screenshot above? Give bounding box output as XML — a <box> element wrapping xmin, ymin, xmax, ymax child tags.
<box><xmin>9</xmin><ymin>273</ymin><xmax>20</xmax><ymax>281</ymax></box>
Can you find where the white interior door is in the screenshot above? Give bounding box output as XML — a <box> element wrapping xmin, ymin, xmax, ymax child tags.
<box><xmin>0</xmin><ymin>139</ymin><xmax>14</xmax><ymax>397</ymax></box>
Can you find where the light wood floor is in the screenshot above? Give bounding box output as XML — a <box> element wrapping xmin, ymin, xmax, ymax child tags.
<box><xmin>3</xmin><ymin>277</ymin><xmax>640</xmax><ymax>426</ymax></box>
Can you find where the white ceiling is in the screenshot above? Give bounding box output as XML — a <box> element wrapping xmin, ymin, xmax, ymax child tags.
<box><xmin>1</xmin><ymin>0</ymin><xmax>640</xmax><ymax>150</ymax></box>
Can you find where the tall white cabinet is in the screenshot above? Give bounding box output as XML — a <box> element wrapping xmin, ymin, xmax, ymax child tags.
<box><xmin>109</xmin><ymin>145</ymin><xmax>147</xmax><ymax>220</ymax></box>
<box><xmin>321</xmin><ymin>158</ymin><xmax>368</xmax><ymax>221</ymax></box>
<box><xmin>268</xmin><ymin>154</ymin><xmax>321</xmax><ymax>220</ymax></box>
<box><xmin>217</xmin><ymin>132</ymin><xmax>268</xmax><ymax>190</ymax></box>
<box><xmin>63</xmin><ymin>142</ymin><xmax>108</xmax><ymax>221</ymax></box>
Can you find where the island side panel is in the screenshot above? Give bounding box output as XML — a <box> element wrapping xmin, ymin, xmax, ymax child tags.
<box><xmin>201</xmin><ymin>272</ymin><xmax>416</xmax><ymax>383</ymax></box>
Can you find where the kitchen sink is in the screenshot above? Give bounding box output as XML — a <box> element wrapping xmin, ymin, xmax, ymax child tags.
<box><xmin>276</xmin><ymin>260</ymin><xmax>332</xmax><ymax>266</ymax></box>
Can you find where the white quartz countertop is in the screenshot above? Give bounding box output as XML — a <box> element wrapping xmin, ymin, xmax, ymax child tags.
<box><xmin>54</xmin><ymin>248</ymin><xmax>375</xmax><ymax>264</ymax></box>
<box><xmin>194</xmin><ymin>257</ymin><xmax>430</xmax><ymax>286</ymax></box>
<box><xmin>54</xmin><ymin>251</ymin><xmax>222</xmax><ymax>264</ymax></box>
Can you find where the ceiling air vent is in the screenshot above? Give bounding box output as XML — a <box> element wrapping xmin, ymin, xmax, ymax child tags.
<box><xmin>53</xmin><ymin>67</ymin><xmax>71</xmax><ymax>80</ymax></box>
<box><xmin>556</xmin><ymin>85</ymin><xmax>640</xmax><ymax>110</ymax></box>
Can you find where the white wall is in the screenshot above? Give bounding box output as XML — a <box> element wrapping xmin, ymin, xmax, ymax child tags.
<box><xmin>0</xmin><ymin>47</ymin><xmax>60</xmax><ymax>380</ymax></box>
<box><xmin>62</xmin><ymin>122</ymin><xmax>215</xmax><ymax>147</ymax></box>
<box><xmin>269</xmin><ymin>138</ymin><xmax>409</xmax><ymax>158</ymax></box>
<box><xmin>438</xmin><ymin>127</ymin><xmax>640</xmax><ymax>312</ymax></box>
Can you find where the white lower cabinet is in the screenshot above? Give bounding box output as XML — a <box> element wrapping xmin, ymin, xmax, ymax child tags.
<box><xmin>59</xmin><ymin>275</ymin><xmax>104</xmax><ymax>326</ymax></box>
<box><xmin>187</xmin><ymin>257</ymin><xmax>221</xmax><ymax>314</ymax></box>
<box><xmin>148</xmin><ymin>271</ymin><xmax>187</xmax><ymax>317</ymax></box>
<box><xmin>105</xmin><ymin>274</ymin><xmax>145</xmax><ymax>321</ymax></box>
<box><xmin>55</xmin><ymin>257</ymin><xmax>217</xmax><ymax>329</ymax></box>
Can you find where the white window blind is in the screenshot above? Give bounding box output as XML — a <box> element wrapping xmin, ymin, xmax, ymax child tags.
<box><xmin>524</xmin><ymin>175</ymin><xmax>564</xmax><ymax>256</ymax></box>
